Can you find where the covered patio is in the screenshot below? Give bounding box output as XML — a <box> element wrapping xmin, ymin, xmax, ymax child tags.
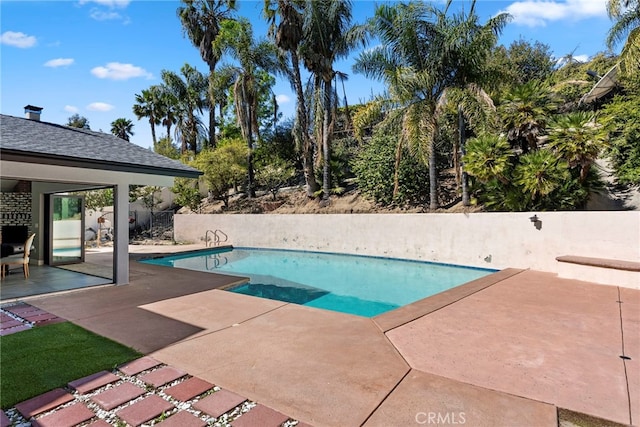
<box><xmin>0</xmin><ymin>108</ymin><xmax>200</xmax><ymax>293</ymax></box>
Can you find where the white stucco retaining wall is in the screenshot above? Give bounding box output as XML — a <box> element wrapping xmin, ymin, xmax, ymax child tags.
<box><xmin>174</xmin><ymin>212</ymin><xmax>639</xmax><ymax>284</ymax></box>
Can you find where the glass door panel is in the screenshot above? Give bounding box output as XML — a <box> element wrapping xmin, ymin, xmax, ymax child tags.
<box><xmin>50</xmin><ymin>195</ymin><xmax>84</xmax><ymax>265</ymax></box>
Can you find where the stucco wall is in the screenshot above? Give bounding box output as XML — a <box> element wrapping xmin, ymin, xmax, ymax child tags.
<box><xmin>174</xmin><ymin>212</ymin><xmax>639</xmax><ymax>274</ymax></box>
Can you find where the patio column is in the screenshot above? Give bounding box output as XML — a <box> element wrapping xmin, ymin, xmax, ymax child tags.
<box><xmin>113</xmin><ymin>183</ymin><xmax>130</xmax><ymax>285</ymax></box>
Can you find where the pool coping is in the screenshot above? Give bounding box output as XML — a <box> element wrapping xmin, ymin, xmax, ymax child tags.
<box><xmin>373</xmin><ymin>268</ymin><xmax>527</xmax><ymax>332</ymax></box>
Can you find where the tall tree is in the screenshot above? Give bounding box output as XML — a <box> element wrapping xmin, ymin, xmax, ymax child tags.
<box><xmin>213</xmin><ymin>18</ymin><xmax>278</xmax><ymax>198</ymax></box>
<box><xmin>607</xmin><ymin>0</ymin><xmax>640</xmax><ymax>75</ymax></box>
<box><xmin>67</xmin><ymin>114</ymin><xmax>90</xmax><ymax>129</ymax></box>
<box><xmin>264</xmin><ymin>0</ymin><xmax>320</xmax><ymax>197</ymax></box>
<box><xmin>178</xmin><ymin>0</ymin><xmax>237</xmax><ymax>148</ymax></box>
<box><xmin>354</xmin><ymin>0</ymin><xmax>509</xmax><ymax>209</ymax></box>
<box><xmin>299</xmin><ymin>0</ymin><xmax>362</xmax><ymax>203</ymax></box>
<box><xmin>110</xmin><ymin>118</ymin><xmax>134</xmax><ymax>142</ymax></box>
<box><xmin>132</xmin><ymin>86</ymin><xmax>162</xmax><ymax>145</ymax></box>
<box><xmin>161</xmin><ymin>64</ymin><xmax>209</xmax><ymax>154</ymax></box>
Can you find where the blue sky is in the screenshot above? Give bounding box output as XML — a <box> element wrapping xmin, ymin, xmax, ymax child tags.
<box><xmin>1</xmin><ymin>0</ymin><xmax>615</xmax><ymax>149</ymax></box>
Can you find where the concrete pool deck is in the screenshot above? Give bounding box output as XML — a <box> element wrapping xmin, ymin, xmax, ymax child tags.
<box><xmin>26</xmin><ymin>248</ymin><xmax>638</xmax><ymax>426</ymax></box>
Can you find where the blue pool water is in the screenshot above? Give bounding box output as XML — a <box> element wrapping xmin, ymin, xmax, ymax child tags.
<box><xmin>142</xmin><ymin>248</ymin><xmax>495</xmax><ymax>317</ymax></box>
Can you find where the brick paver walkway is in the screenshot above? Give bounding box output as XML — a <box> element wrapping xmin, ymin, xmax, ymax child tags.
<box><xmin>0</xmin><ymin>303</ymin><xmax>65</xmax><ymax>336</ymax></box>
<box><xmin>2</xmin><ymin>355</ymin><xmax>305</xmax><ymax>427</ymax></box>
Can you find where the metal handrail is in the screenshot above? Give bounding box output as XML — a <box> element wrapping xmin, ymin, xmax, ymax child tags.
<box><xmin>205</xmin><ymin>229</ymin><xmax>229</xmax><ymax>247</ymax></box>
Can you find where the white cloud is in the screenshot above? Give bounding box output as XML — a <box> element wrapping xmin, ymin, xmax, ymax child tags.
<box><xmin>79</xmin><ymin>0</ymin><xmax>130</xmax><ymax>8</ymax></box>
<box><xmin>44</xmin><ymin>58</ymin><xmax>74</xmax><ymax>68</ymax></box>
<box><xmin>276</xmin><ymin>94</ymin><xmax>291</xmax><ymax>104</ymax></box>
<box><xmin>91</xmin><ymin>62</ymin><xmax>153</xmax><ymax>80</ymax></box>
<box><xmin>87</xmin><ymin>102</ymin><xmax>114</xmax><ymax>112</ymax></box>
<box><xmin>500</xmin><ymin>0</ymin><xmax>607</xmax><ymax>27</ymax></box>
<box><xmin>0</xmin><ymin>31</ymin><xmax>37</xmax><ymax>48</ymax></box>
<box><xmin>90</xmin><ymin>9</ymin><xmax>122</xmax><ymax>21</ymax></box>
<box><xmin>64</xmin><ymin>105</ymin><xmax>79</xmax><ymax>113</ymax></box>
<box><xmin>555</xmin><ymin>53</ymin><xmax>590</xmax><ymax>66</ymax></box>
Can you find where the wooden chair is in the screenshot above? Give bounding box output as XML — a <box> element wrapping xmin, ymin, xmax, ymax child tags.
<box><xmin>1</xmin><ymin>233</ymin><xmax>36</xmax><ymax>279</ymax></box>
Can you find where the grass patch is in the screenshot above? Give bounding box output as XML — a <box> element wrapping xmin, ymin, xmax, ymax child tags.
<box><xmin>0</xmin><ymin>322</ymin><xmax>141</xmax><ymax>409</ymax></box>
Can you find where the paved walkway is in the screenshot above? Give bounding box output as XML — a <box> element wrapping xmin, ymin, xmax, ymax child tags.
<box><xmin>6</xmin><ymin>253</ymin><xmax>639</xmax><ymax>426</ymax></box>
<box><xmin>1</xmin><ymin>350</ymin><xmax>306</xmax><ymax>427</ymax></box>
<box><xmin>1</xmin><ymin>303</ymin><xmax>65</xmax><ymax>335</ymax></box>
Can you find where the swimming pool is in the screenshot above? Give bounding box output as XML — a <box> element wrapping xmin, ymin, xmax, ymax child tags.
<box><xmin>142</xmin><ymin>248</ymin><xmax>496</xmax><ymax>317</ymax></box>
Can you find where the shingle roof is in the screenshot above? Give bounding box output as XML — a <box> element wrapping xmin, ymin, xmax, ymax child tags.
<box><xmin>0</xmin><ymin>114</ymin><xmax>201</xmax><ymax>178</ymax></box>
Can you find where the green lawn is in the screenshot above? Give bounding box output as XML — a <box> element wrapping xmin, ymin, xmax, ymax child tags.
<box><xmin>0</xmin><ymin>322</ymin><xmax>141</xmax><ymax>409</ymax></box>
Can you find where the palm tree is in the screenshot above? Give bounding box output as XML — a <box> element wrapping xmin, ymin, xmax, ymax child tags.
<box><xmin>607</xmin><ymin>0</ymin><xmax>640</xmax><ymax>75</ymax></box>
<box><xmin>132</xmin><ymin>86</ymin><xmax>162</xmax><ymax>145</ymax></box>
<box><xmin>264</xmin><ymin>0</ymin><xmax>320</xmax><ymax>197</ymax></box>
<box><xmin>547</xmin><ymin>112</ymin><xmax>608</xmax><ymax>183</ymax></box>
<box><xmin>514</xmin><ymin>150</ymin><xmax>570</xmax><ymax>202</ymax></box>
<box><xmin>463</xmin><ymin>134</ymin><xmax>513</xmax><ymax>184</ymax></box>
<box><xmin>299</xmin><ymin>0</ymin><xmax>363</xmax><ymax>203</ymax></box>
<box><xmin>213</xmin><ymin>18</ymin><xmax>278</xmax><ymax>198</ymax></box>
<box><xmin>209</xmin><ymin>67</ymin><xmax>235</xmax><ymax>135</ymax></box>
<box><xmin>157</xmin><ymin>88</ymin><xmax>179</xmax><ymax>141</ymax></box>
<box><xmin>161</xmin><ymin>64</ymin><xmax>209</xmax><ymax>154</ymax></box>
<box><xmin>110</xmin><ymin>118</ymin><xmax>134</xmax><ymax>142</ymax></box>
<box><xmin>498</xmin><ymin>81</ymin><xmax>556</xmax><ymax>154</ymax></box>
<box><xmin>354</xmin><ymin>0</ymin><xmax>509</xmax><ymax>209</ymax></box>
<box><xmin>178</xmin><ymin>0</ymin><xmax>237</xmax><ymax>148</ymax></box>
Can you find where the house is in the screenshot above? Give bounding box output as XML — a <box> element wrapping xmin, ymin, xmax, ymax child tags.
<box><xmin>0</xmin><ymin>106</ymin><xmax>201</xmax><ymax>285</ymax></box>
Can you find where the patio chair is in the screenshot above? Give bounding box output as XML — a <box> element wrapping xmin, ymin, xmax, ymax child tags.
<box><xmin>1</xmin><ymin>233</ymin><xmax>36</xmax><ymax>279</ymax></box>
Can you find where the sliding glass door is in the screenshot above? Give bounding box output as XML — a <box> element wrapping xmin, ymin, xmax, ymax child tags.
<box><xmin>49</xmin><ymin>195</ymin><xmax>85</xmax><ymax>265</ymax></box>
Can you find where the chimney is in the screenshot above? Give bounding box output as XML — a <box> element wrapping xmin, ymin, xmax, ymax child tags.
<box><xmin>24</xmin><ymin>105</ymin><xmax>43</xmax><ymax>121</ymax></box>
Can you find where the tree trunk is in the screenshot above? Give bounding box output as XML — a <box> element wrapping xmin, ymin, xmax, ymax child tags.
<box><xmin>459</xmin><ymin>107</ymin><xmax>470</xmax><ymax>206</ymax></box>
<box><xmin>150</xmin><ymin>121</ymin><xmax>157</xmax><ymax>146</ymax></box>
<box><xmin>245</xmin><ymin>94</ymin><xmax>256</xmax><ymax>198</ymax></box>
<box><xmin>291</xmin><ymin>51</ymin><xmax>319</xmax><ymax>197</ymax></box>
<box><xmin>208</xmin><ymin>66</ymin><xmax>217</xmax><ymax>149</ymax></box>
<box><xmin>453</xmin><ymin>109</ymin><xmax>461</xmax><ymax>189</ymax></box>
<box><xmin>209</xmin><ymin>107</ymin><xmax>217</xmax><ymax>149</ymax></box>
<box><xmin>321</xmin><ymin>79</ymin><xmax>332</xmax><ymax>203</ymax></box>
<box><xmin>429</xmin><ymin>138</ymin><xmax>438</xmax><ymax>210</ymax></box>
<box><xmin>392</xmin><ymin>140</ymin><xmax>403</xmax><ymax>198</ymax></box>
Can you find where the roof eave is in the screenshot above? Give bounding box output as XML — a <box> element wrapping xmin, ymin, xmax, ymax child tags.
<box><xmin>0</xmin><ymin>149</ymin><xmax>202</xmax><ymax>179</ymax></box>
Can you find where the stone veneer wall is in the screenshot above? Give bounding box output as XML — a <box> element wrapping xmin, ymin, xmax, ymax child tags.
<box><xmin>0</xmin><ymin>181</ymin><xmax>33</xmax><ymax>242</ymax></box>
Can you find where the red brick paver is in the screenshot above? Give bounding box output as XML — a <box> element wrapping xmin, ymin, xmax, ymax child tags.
<box><xmin>91</xmin><ymin>382</ymin><xmax>146</xmax><ymax>410</ymax></box>
<box><xmin>193</xmin><ymin>389</ymin><xmax>246</xmax><ymax>418</ymax></box>
<box><xmin>116</xmin><ymin>395</ymin><xmax>174</xmax><ymax>426</ymax></box>
<box><xmin>15</xmin><ymin>388</ymin><xmax>74</xmax><ymax>419</ymax></box>
<box><xmin>68</xmin><ymin>371</ymin><xmax>120</xmax><ymax>394</ymax></box>
<box><xmin>23</xmin><ymin>312</ymin><xmax>59</xmax><ymax>323</ymax></box>
<box><xmin>1</xmin><ymin>319</ymin><xmax>24</xmax><ymax>328</ymax></box>
<box><xmin>157</xmin><ymin>410</ymin><xmax>207</xmax><ymax>427</ymax></box>
<box><xmin>230</xmin><ymin>404</ymin><xmax>289</xmax><ymax>427</ymax></box>
<box><xmin>118</xmin><ymin>356</ymin><xmax>162</xmax><ymax>376</ymax></box>
<box><xmin>0</xmin><ymin>303</ymin><xmax>64</xmax><ymax>335</ymax></box>
<box><xmin>164</xmin><ymin>377</ymin><xmax>214</xmax><ymax>401</ymax></box>
<box><xmin>0</xmin><ymin>324</ymin><xmax>30</xmax><ymax>335</ymax></box>
<box><xmin>0</xmin><ymin>410</ymin><xmax>10</xmax><ymax>427</ymax></box>
<box><xmin>31</xmin><ymin>403</ymin><xmax>94</xmax><ymax>427</ymax></box>
<box><xmin>139</xmin><ymin>366</ymin><xmax>186</xmax><ymax>387</ymax></box>
<box><xmin>4</xmin><ymin>304</ymin><xmax>38</xmax><ymax>316</ymax></box>
<box><xmin>86</xmin><ymin>420</ymin><xmax>111</xmax><ymax>427</ymax></box>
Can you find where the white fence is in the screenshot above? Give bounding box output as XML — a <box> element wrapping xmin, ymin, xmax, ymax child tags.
<box><xmin>174</xmin><ymin>212</ymin><xmax>639</xmax><ymax>283</ymax></box>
